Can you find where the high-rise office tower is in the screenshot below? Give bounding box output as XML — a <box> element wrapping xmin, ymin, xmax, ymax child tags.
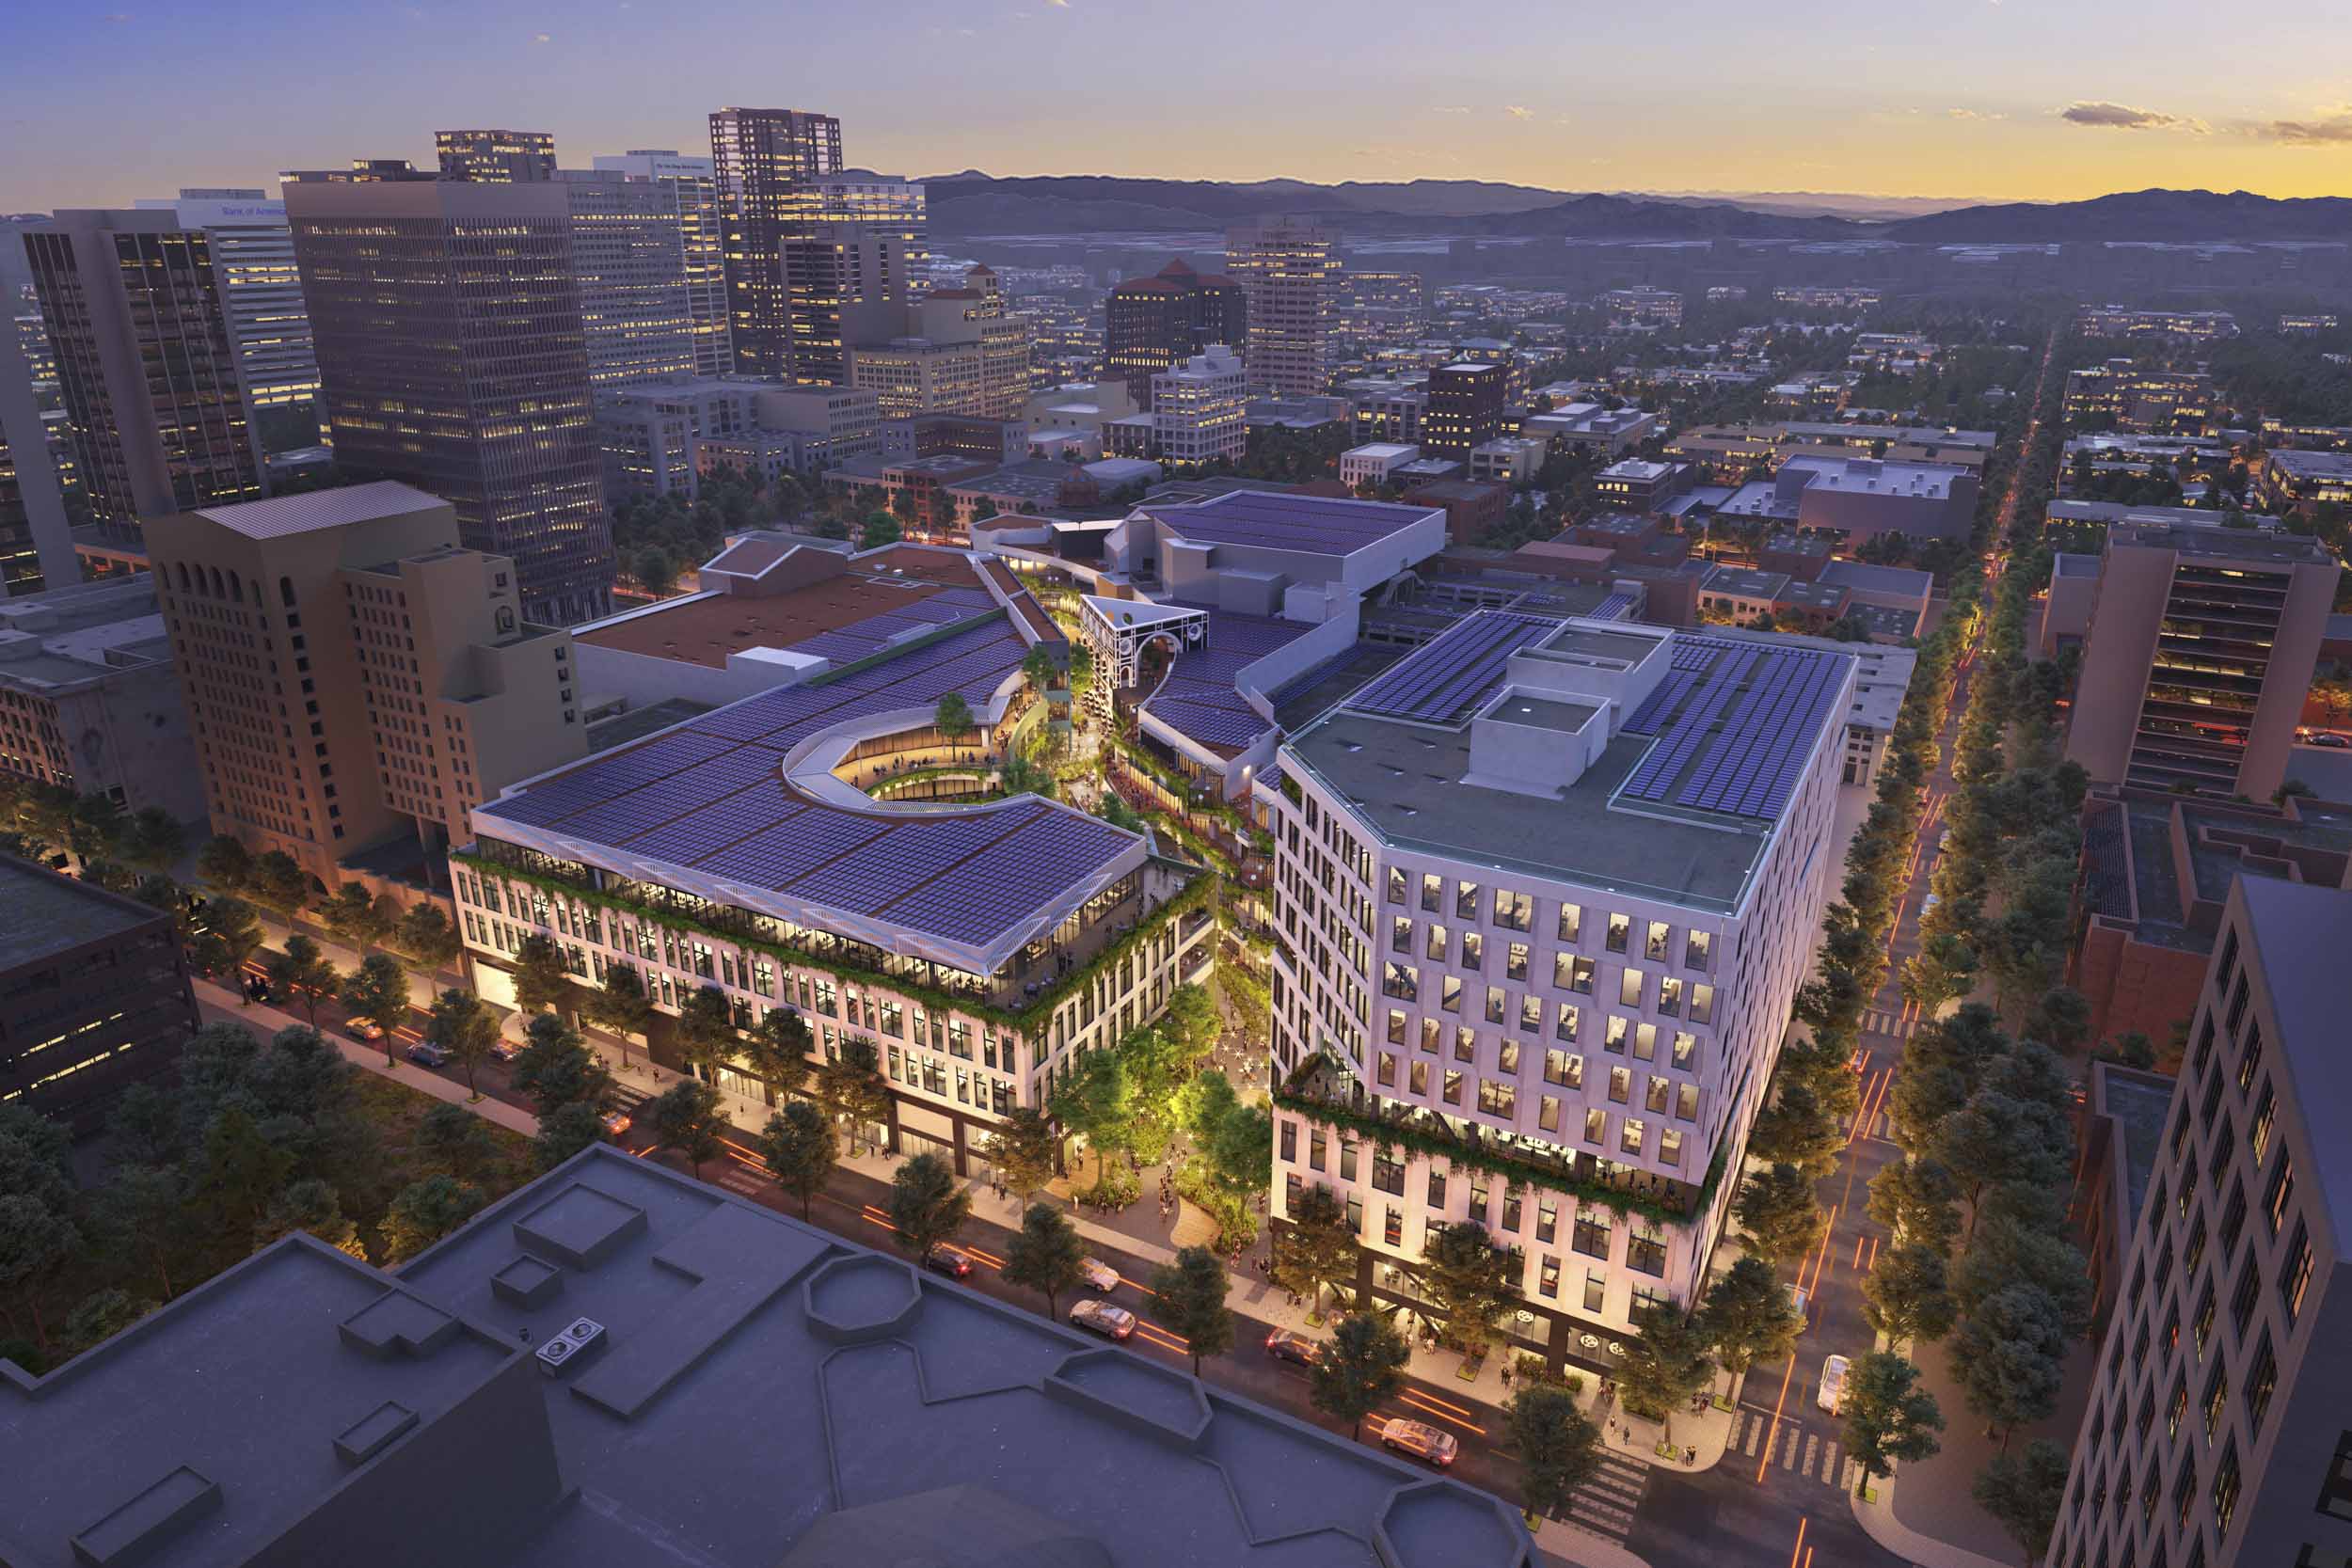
<box><xmin>1422</xmin><ymin>360</ymin><xmax>1508</xmax><ymax>462</ymax></box>
<box><xmin>0</xmin><ymin>218</ymin><xmax>74</xmax><ymax>596</ymax></box>
<box><xmin>146</xmin><ymin>482</ymin><xmax>587</xmax><ymax>885</ymax></box>
<box><xmin>2044</xmin><ymin>873</ymin><xmax>2352</xmax><ymax>1568</ymax></box>
<box><xmin>284</xmin><ymin>170</ymin><xmax>613</xmax><ymax>623</ymax></box>
<box><xmin>846</xmin><ymin>265</ymin><xmax>1028</xmax><ymax>420</ymax></box>
<box><xmin>707</xmin><ymin>107</ymin><xmax>843</xmax><ymax>378</ymax></box>
<box><xmin>24</xmin><ymin>211</ymin><xmax>264</xmax><ymax>540</ymax></box>
<box><xmin>133</xmin><ymin>189</ymin><xmax>321</xmax><ymax>422</ymax></box>
<box><xmin>779</xmin><ymin>174</ymin><xmax>927</xmax><ymax>386</ymax></box>
<box><xmin>1224</xmin><ymin>215</ymin><xmax>1337</xmax><ymax>396</ymax></box>
<box><xmin>558</xmin><ymin>168</ymin><xmax>700</xmax><ymax>388</ymax></box>
<box><xmin>1104</xmin><ymin>258</ymin><xmax>1248</xmax><ymax>411</ymax></box>
<box><xmin>2064</xmin><ymin>523</ymin><xmax>2341</xmax><ymax>800</ymax></box>
<box><xmin>435</xmin><ymin>128</ymin><xmax>557</xmax><ymax>183</ymax></box>
<box><xmin>591</xmin><ymin>150</ymin><xmax>731</xmax><ymax>377</ymax></box>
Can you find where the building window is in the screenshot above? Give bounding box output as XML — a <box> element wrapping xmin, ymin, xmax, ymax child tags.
<box><xmin>1605</xmin><ymin>912</ymin><xmax>1629</xmax><ymax>953</ymax></box>
<box><xmin>2248</xmin><ymin>1080</ymin><xmax>2276</xmax><ymax>1163</ymax></box>
<box><xmin>1538</xmin><ymin>1256</ymin><xmax>1560</xmax><ymax>1298</ymax></box>
<box><xmin>1685</xmin><ymin>929</ymin><xmax>1712</xmax><ymax>971</ymax></box>
<box><xmin>1371</xmin><ymin>1152</ymin><xmax>1405</xmax><ymax>1196</ymax></box>
<box><xmin>1583</xmin><ymin>1270</ymin><xmax>1606</xmax><ymax>1314</ymax></box>
<box><xmin>1383</xmin><ymin>1205</ymin><xmax>1403</xmax><ymax>1247</ymax></box>
<box><xmin>1557</xmin><ymin>903</ymin><xmax>1581</xmax><ymax>943</ymax></box>
<box><xmin>1583</xmin><ymin>1107</ymin><xmax>1606</xmax><ymax>1145</ymax></box>
<box><xmin>1454</xmin><ymin>880</ymin><xmax>1479</xmax><ymax>920</ymax></box>
<box><xmin>2210</xmin><ymin>1440</ymin><xmax>2241</xmax><ymax>1533</ymax></box>
<box><xmin>2281</xmin><ymin>1221</ymin><xmax>2313</xmax><ymax>1324</ymax></box>
<box><xmin>1572</xmin><ymin>1206</ymin><xmax>1611</xmax><ymax>1259</ymax></box>
<box><xmin>1421</xmin><ymin>873</ymin><xmax>1442</xmax><ymax>912</ymax></box>
<box><xmin>1537</xmin><ymin>1095</ymin><xmax>1561</xmax><ymax>1133</ymax></box>
<box><xmin>1628</xmin><ymin>1222</ymin><xmax>1666</xmax><ymax>1277</ymax></box>
<box><xmin>2264</xmin><ymin>1149</ymin><xmax>2296</xmax><ymax>1234</ymax></box>
<box><xmin>1279</xmin><ymin>1120</ymin><xmax>1296</xmax><ymax>1164</ymax></box>
<box><xmin>2243</xmin><ymin>1330</ymin><xmax>2277</xmax><ymax>1433</ymax></box>
<box><xmin>1555</xmin><ymin>1003</ymin><xmax>1581</xmax><ymax>1041</ymax></box>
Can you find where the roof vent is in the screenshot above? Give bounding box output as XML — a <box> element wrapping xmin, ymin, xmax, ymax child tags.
<box><xmin>535</xmin><ymin>1316</ymin><xmax>608</xmax><ymax>1377</ymax></box>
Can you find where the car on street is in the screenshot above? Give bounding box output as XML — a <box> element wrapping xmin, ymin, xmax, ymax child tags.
<box><xmin>1379</xmin><ymin>1418</ymin><xmax>1459</xmax><ymax>1468</ymax></box>
<box><xmin>1264</xmin><ymin>1328</ymin><xmax>1321</xmax><ymax>1366</ymax></box>
<box><xmin>599</xmin><ymin>1110</ymin><xmax>632</xmax><ymax>1137</ymax></box>
<box><xmin>2312</xmin><ymin>733</ymin><xmax>2350</xmax><ymax>750</ymax></box>
<box><xmin>923</xmin><ymin>1243</ymin><xmax>974</xmax><ymax>1279</ymax></box>
<box><xmin>489</xmin><ymin>1038</ymin><xmax>519</xmax><ymax>1064</ymax></box>
<box><xmin>1818</xmin><ymin>1354</ymin><xmax>1851</xmax><ymax>1416</ymax></box>
<box><xmin>1078</xmin><ymin>1258</ymin><xmax>1121</xmax><ymax>1293</ymax></box>
<box><xmin>1918</xmin><ymin>893</ymin><xmax>1941</xmax><ymax>921</ymax></box>
<box><xmin>1938</xmin><ymin>828</ymin><xmax>1954</xmax><ymax>854</ymax></box>
<box><xmin>405</xmin><ymin>1040</ymin><xmax>450</xmax><ymax>1069</ymax></box>
<box><xmin>1069</xmin><ymin>1300</ymin><xmax>1136</xmax><ymax>1340</ymax></box>
<box><xmin>1785</xmin><ymin>1284</ymin><xmax>1809</xmax><ymax>1323</ymax></box>
<box><xmin>345</xmin><ymin>1016</ymin><xmax>386</xmax><ymax>1042</ymax></box>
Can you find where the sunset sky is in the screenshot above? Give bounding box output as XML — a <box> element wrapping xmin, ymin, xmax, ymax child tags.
<box><xmin>7</xmin><ymin>0</ymin><xmax>2350</xmax><ymax>212</ymax></box>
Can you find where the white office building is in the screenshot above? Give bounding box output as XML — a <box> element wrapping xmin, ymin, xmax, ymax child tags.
<box><xmin>1150</xmin><ymin>345</ymin><xmax>1247</xmax><ymax>467</ymax></box>
<box><xmin>1340</xmin><ymin>442</ymin><xmax>1421</xmax><ymax>489</ymax></box>
<box><xmin>1263</xmin><ymin>615</ymin><xmax>1855</xmax><ymax>1372</ymax></box>
<box><xmin>134</xmin><ymin>189</ymin><xmax>319</xmax><ymax>413</ymax></box>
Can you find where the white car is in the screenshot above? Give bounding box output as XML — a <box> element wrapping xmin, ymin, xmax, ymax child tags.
<box><xmin>1785</xmin><ymin>1284</ymin><xmax>1809</xmax><ymax>1323</ymax></box>
<box><xmin>1818</xmin><ymin>1354</ymin><xmax>1851</xmax><ymax>1416</ymax></box>
<box><xmin>1918</xmin><ymin>894</ymin><xmax>1941</xmax><ymax>922</ymax></box>
<box><xmin>1078</xmin><ymin>1258</ymin><xmax>1121</xmax><ymax>1293</ymax></box>
<box><xmin>1069</xmin><ymin>1300</ymin><xmax>1136</xmax><ymax>1340</ymax></box>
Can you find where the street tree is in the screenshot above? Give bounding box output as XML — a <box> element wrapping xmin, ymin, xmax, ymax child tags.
<box><xmin>645</xmin><ymin>1079</ymin><xmax>726</xmax><ymax>1179</ymax></box>
<box><xmin>2025</xmin><ymin>987</ymin><xmax>2091</xmax><ymax>1053</ymax></box>
<box><xmin>394</xmin><ymin>902</ymin><xmax>461</xmax><ymax>974</ymax></box>
<box><xmin>1506</xmin><ymin>1385</ymin><xmax>1603</xmax><ymax>1525</ymax></box>
<box><xmin>1616</xmin><ymin>1306</ymin><xmax>1715</xmax><ymax>1444</ymax></box>
<box><xmin>88</xmin><ymin>1164</ymin><xmax>190</xmax><ymax>1300</ymax></box>
<box><xmin>195</xmin><ymin>832</ymin><xmax>252</xmax><ymax>891</ymax></box>
<box><xmin>1735</xmin><ymin>1163</ymin><xmax>1823</xmax><ymax>1266</ymax></box>
<box><xmin>379</xmin><ymin>1175</ymin><xmax>485</xmax><ymax>1262</ymax></box>
<box><xmin>339</xmin><ymin>954</ymin><xmax>412</xmax><ymax>1066</ymax></box>
<box><xmin>580</xmin><ymin>962</ymin><xmax>657</xmax><ymax>1065</ymax></box>
<box><xmin>1932</xmin><ymin>1091</ymin><xmax>2071</xmax><ymax>1247</ymax></box>
<box><xmin>322</xmin><ymin>884</ymin><xmax>394</xmax><ymax>955</ymax></box>
<box><xmin>1273</xmin><ymin>1184</ymin><xmax>1358</xmax><ymax>1316</ymax></box>
<box><xmin>1950</xmin><ymin>1214</ymin><xmax>2092</xmax><ymax>1341</ymax></box>
<box><xmin>1049</xmin><ymin>1048</ymin><xmax>1138</xmax><ymax>1195</ymax></box>
<box><xmin>739</xmin><ymin>1006</ymin><xmax>813</xmax><ymax>1098</ymax></box>
<box><xmin>1001</xmin><ymin>1201</ymin><xmax>1091</xmax><ymax>1319</ymax></box>
<box><xmin>245</xmin><ymin>849</ymin><xmax>310</xmax><ymax>916</ymax></box>
<box><xmin>861</xmin><ymin>512</ymin><xmax>900</xmax><ymax>549</ymax></box>
<box><xmin>1162</xmin><ymin>982</ymin><xmax>1220</xmax><ymax>1062</ymax></box>
<box><xmin>1180</xmin><ymin>1069</ymin><xmax>1272</xmax><ymax>1205</ymax></box>
<box><xmin>510</xmin><ymin>933</ymin><xmax>574</xmax><ymax>1019</ymax></box>
<box><xmin>0</xmin><ymin>1194</ymin><xmax>81</xmax><ymax>1354</ymax></box>
<box><xmin>1841</xmin><ymin>1351</ymin><xmax>1944</xmax><ymax>1499</ymax></box>
<box><xmin>674</xmin><ymin>986</ymin><xmax>740</xmax><ymax>1076</ymax></box>
<box><xmin>1745</xmin><ymin>1082</ymin><xmax>1844</xmax><ymax>1178</ymax></box>
<box><xmin>1949</xmin><ymin>1283</ymin><xmax>2071</xmax><ymax>1444</ymax></box>
<box><xmin>885</xmin><ymin>1152</ymin><xmax>970</xmax><ymax>1262</ymax></box>
<box><xmin>1420</xmin><ymin>1220</ymin><xmax>1518</xmax><ymax>1354</ymax></box>
<box><xmin>1700</xmin><ymin>1255</ymin><xmax>1804</xmax><ymax>1401</ymax></box>
<box><xmin>1900</xmin><ymin>934</ymin><xmax>1978</xmax><ymax>1014</ymax></box>
<box><xmin>425</xmin><ymin>988</ymin><xmax>503</xmax><ymax>1099</ymax></box>
<box><xmin>1863</xmin><ymin>1242</ymin><xmax>1958</xmax><ymax>1348</ymax></box>
<box><xmin>758</xmin><ymin>1101</ymin><xmax>838</xmax><ymax>1220</ymax></box>
<box><xmin>1866</xmin><ymin>1157</ymin><xmax>1961</xmax><ymax>1256</ymax></box>
<box><xmin>1971</xmin><ymin>1438</ymin><xmax>2070</xmax><ymax>1564</ymax></box>
<box><xmin>1309</xmin><ymin>1311</ymin><xmax>1411</xmax><ymax>1440</ymax></box>
<box><xmin>508</xmin><ymin>1013</ymin><xmax>613</xmax><ymax>1117</ymax></box>
<box><xmin>814</xmin><ymin>1038</ymin><xmax>891</xmax><ymax>1154</ymax></box>
<box><xmin>983</xmin><ymin>1106</ymin><xmax>1060</xmax><ymax>1202</ymax></box>
<box><xmin>266</xmin><ymin>934</ymin><xmax>340</xmax><ymax>1028</ymax></box>
<box><xmin>191</xmin><ymin>895</ymin><xmax>264</xmax><ymax>989</ymax></box>
<box><xmin>1150</xmin><ymin>1244</ymin><xmax>1235</xmax><ymax>1376</ymax></box>
<box><xmin>419</xmin><ymin>1102</ymin><xmax>495</xmax><ymax>1178</ymax></box>
<box><xmin>534</xmin><ymin>1103</ymin><xmax>609</xmax><ymax>1170</ymax></box>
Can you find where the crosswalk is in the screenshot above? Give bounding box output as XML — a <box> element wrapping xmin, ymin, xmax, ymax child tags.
<box><xmin>1860</xmin><ymin>1008</ymin><xmax>1919</xmax><ymax>1040</ymax></box>
<box><xmin>1556</xmin><ymin>1453</ymin><xmax>1648</xmax><ymax>1544</ymax></box>
<box><xmin>1733</xmin><ymin>1406</ymin><xmax>1860</xmax><ymax>1493</ymax></box>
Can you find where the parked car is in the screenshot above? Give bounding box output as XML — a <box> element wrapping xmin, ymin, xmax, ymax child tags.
<box><xmin>1379</xmin><ymin>1418</ymin><xmax>1459</xmax><ymax>1468</ymax></box>
<box><xmin>923</xmin><ymin>1243</ymin><xmax>974</xmax><ymax>1280</ymax></box>
<box><xmin>1817</xmin><ymin>1354</ymin><xmax>1851</xmax><ymax>1416</ymax></box>
<box><xmin>405</xmin><ymin>1040</ymin><xmax>450</xmax><ymax>1069</ymax></box>
<box><xmin>1069</xmin><ymin>1299</ymin><xmax>1136</xmax><ymax>1340</ymax></box>
<box><xmin>1078</xmin><ymin>1258</ymin><xmax>1121</xmax><ymax>1293</ymax></box>
<box><xmin>1264</xmin><ymin>1328</ymin><xmax>1321</xmax><ymax>1366</ymax></box>
<box><xmin>599</xmin><ymin>1110</ymin><xmax>632</xmax><ymax>1137</ymax></box>
<box><xmin>345</xmin><ymin>1016</ymin><xmax>386</xmax><ymax>1042</ymax></box>
<box><xmin>2313</xmin><ymin>733</ymin><xmax>2351</xmax><ymax>750</ymax></box>
<box><xmin>1785</xmin><ymin>1284</ymin><xmax>1809</xmax><ymax>1323</ymax></box>
<box><xmin>1918</xmin><ymin>893</ymin><xmax>1941</xmax><ymax>921</ymax></box>
<box><xmin>1937</xmin><ymin>828</ymin><xmax>1954</xmax><ymax>854</ymax></box>
<box><xmin>488</xmin><ymin>1038</ymin><xmax>519</xmax><ymax>1064</ymax></box>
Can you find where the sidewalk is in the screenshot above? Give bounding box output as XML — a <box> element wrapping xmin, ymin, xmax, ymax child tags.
<box><xmin>1851</xmin><ymin>1473</ymin><xmax>2013</xmax><ymax>1568</ymax></box>
<box><xmin>193</xmin><ymin>976</ymin><xmax>539</xmax><ymax>1137</ymax></box>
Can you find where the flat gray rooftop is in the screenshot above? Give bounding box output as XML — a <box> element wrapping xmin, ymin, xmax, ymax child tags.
<box><xmin>1486</xmin><ymin>695</ymin><xmax>1600</xmax><ymax>734</ymax></box>
<box><xmin>0</xmin><ymin>1148</ymin><xmax>1532</xmax><ymax>1568</ymax></box>
<box><xmin>1535</xmin><ymin>624</ymin><xmax>1659</xmax><ymax>664</ymax></box>
<box><xmin>0</xmin><ymin>857</ymin><xmax>161</xmax><ymax>970</ymax></box>
<box><xmin>1290</xmin><ymin>714</ymin><xmax>1769</xmax><ymax>911</ymax></box>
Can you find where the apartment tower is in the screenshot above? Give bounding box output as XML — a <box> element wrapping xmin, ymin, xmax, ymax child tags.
<box><xmin>2043</xmin><ymin>875</ymin><xmax>2352</xmax><ymax>1568</ymax></box>
<box><xmin>283</xmin><ymin>169</ymin><xmax>614</xmax><ymax>623</ymax></box>
<box><xmin>22</xmin><ymin>209</ymin><xmax>263</xmax><ymax>538</ymax></box>
<box><xmin>1104</xmin><ymin>258</ymin><xmax>1248</xmax><ymax>410</ymax></box>
<box><xmin>1224</xmin><ymin>215</ymin><xmax>1338</xmax><ymax>396</ymax></box>
<box><xmin>2064</xmin><ymin>523</ymin><xmax>2340</xmax><ymax>801</ymax></box>
<box><xmin>145</xmin><ymin>483</ymin><xmax>586</xmax><ymax>886</ymax></box>
<box><xmin>707</xmin><ymin>107</ymin><xmax>843</xmax><ymax>378</ymax></box>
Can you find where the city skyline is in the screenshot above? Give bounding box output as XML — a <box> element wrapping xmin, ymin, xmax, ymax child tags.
<box><xmin>8</xmin><ymin>0</ymin><xmax>2352</xmax><ymax>213</ymax></box>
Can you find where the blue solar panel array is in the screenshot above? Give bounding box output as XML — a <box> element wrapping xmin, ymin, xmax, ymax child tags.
<box><xmin>1616</xmin><ymin>637</ymin><xmax>1850</xmax><ymax>822</ymax></box>
<box><xmin>1346</xmin><ymin>611</ymin><xmax>1561</xmax><ymax>723</ymax></box>
<box><xmin>1590</xmin><ymin>590</ymin><xmax>1636</xmax><ymax>622</ymax></box>
<box><xmin>477</xmin><ymin>610</ymin><xmax>1138</xmax><ymax>949</ymax></box>
<box><xmin>1139</xmin><ymin>606</ymin><xmax>1316</xmax><ymax>753</ymax></box>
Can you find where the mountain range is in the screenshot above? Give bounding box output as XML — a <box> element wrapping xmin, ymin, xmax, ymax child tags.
<box><xmin>914</xmin><ymin>175</ymin><xmax>2352</xmax><ymax>243</ymax></box>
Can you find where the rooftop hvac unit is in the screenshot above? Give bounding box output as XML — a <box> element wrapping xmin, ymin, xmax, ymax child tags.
<box><xmin>534</xmin><ymin>1317</ymin><xmax>607</xmax><ymax>1377</ymax></box>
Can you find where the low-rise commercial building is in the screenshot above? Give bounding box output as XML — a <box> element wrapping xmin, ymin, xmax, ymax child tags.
<box><xmin>1520</xmin><ymin>403</ymin><xmax>1655</xmax><ymax>458</ymax></box>
<box><xmin>1266</xmin><ymin>616</ymin><xmax>1855</xmax><ymax>1370</ymax></box>
<box><xmin>0</xmin><ymin>575</ymin><xmax>206</xmax><ymax>822</ymax></box>
<box><xmin>1595</xmin><ymin>459</ymin><xmax>1698</xmax><ymax>515</ymax></box>
<box><xmin>1715</xmin><ymin>454</ymin><xmax>1979</xmax><ymax>546</ymax></box>
<box><xmin>596</xmin><ymin>379</ymin><xmax>882</xmax><ymax>499</ymax></box>
<box><xmin>2046</xmin><ymin>874</ymin><xmax>2352</xmax><ymax>1568</ymax></box>
<box><xmin>2258</xmin><ymin>448</ymin><xmax>2352</xmax><ymax>512</ymax></box>
<box><xmin>2063</xmin><ymin>359</ymin><xmax>2214</xmax><ymax>436</ymax></box>
<box><xmin>1597</xmin><ymin>286</ymin><xmax>1682</xmax><ymax>326</ymax></box>
<box><xmin>2076</xmin><ymin>303</ymin><xmax>2239</xmax><ymax>341</ymax></box>
<box><xmin>1469</xmin><ymin>437</ymin><xmax>1545</xmax><ymax>487</ymax></box>
<box><xmin>1340</xmin><ymin>443</ymin><xmax>1421</xmax><ymax>490</ymax></box>
<box><xmin>0</xmin><ymin>853</ymin><xmax>198</xmax><ymax>1132</ymax></box>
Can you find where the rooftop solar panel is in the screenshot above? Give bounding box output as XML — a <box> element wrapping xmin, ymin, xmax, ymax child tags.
<box><xmin>1347</xmin><ymin>611</ymin><xmax>1561</xmax><ymax>723</ymax></box>
<box><xmin>786</xmin><ymin>806</ymin><xmax>1045</xmax><ymax>913</ymax></box>
<box><xmin>883</xmin><ymin>812</ymin><xmax>1134</xmax><ymax>946</ymax></box>
<box><xmin>698</xmin><ymin>808</ymin><xmax>892</xmax><ymax>889</ymax></box>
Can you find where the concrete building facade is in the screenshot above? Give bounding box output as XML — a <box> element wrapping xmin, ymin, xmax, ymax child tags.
<box><xmin>589</xmin><ymin>151</ymin><xmax>732</xmax><ymax>377</ymax></box>
<box><xmin>145</xmin><ymin>483</ymin><xmax>585</xmax><ymax>888</ymax></box>
<box><xmin>1104</xmin><ymin>258</ymin><xmax>1248</xmax><ymax>410</ymax></box>
<box><xmin>1149</xmin><ymin>344</ymin><xmax>1248</xmax><ymax>467</ymax></box>
<box><xmin>2064</xmin><ymin>524</ymin><xmax>2340</xmax><ymax>800</ymax></box>
<box><xmin>1225</xmin><ymin>216</ymin><xmax>1337</xmax><ymax>397</ymax></box>
<box><xmin>435</xmin><ymin>128</ymin><xmax>557</xmax><ymax>182</ymax></box>
<box><xmin>557</xmin><ymin>169</ymin><xmax>705</xmax><ymax>388</ymax></box>
<box><xmin>132</xmin><ymin>190</ymin><xmax>322</xmax><ymax>417</ymax></box>
<box><xmin>707</xmin><ymin>107</ymin><xmax>844</xmax><ymax>379</ymax></box>
<box><xmin>2045</xmin><ymin>875</ymin><xmax>2352</xmax><ymax>1568</ymax></box>
<box><xmin>779</xmin><ymin>175</ymin><xmax>928</xmax><ymax>386</ymax></box>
